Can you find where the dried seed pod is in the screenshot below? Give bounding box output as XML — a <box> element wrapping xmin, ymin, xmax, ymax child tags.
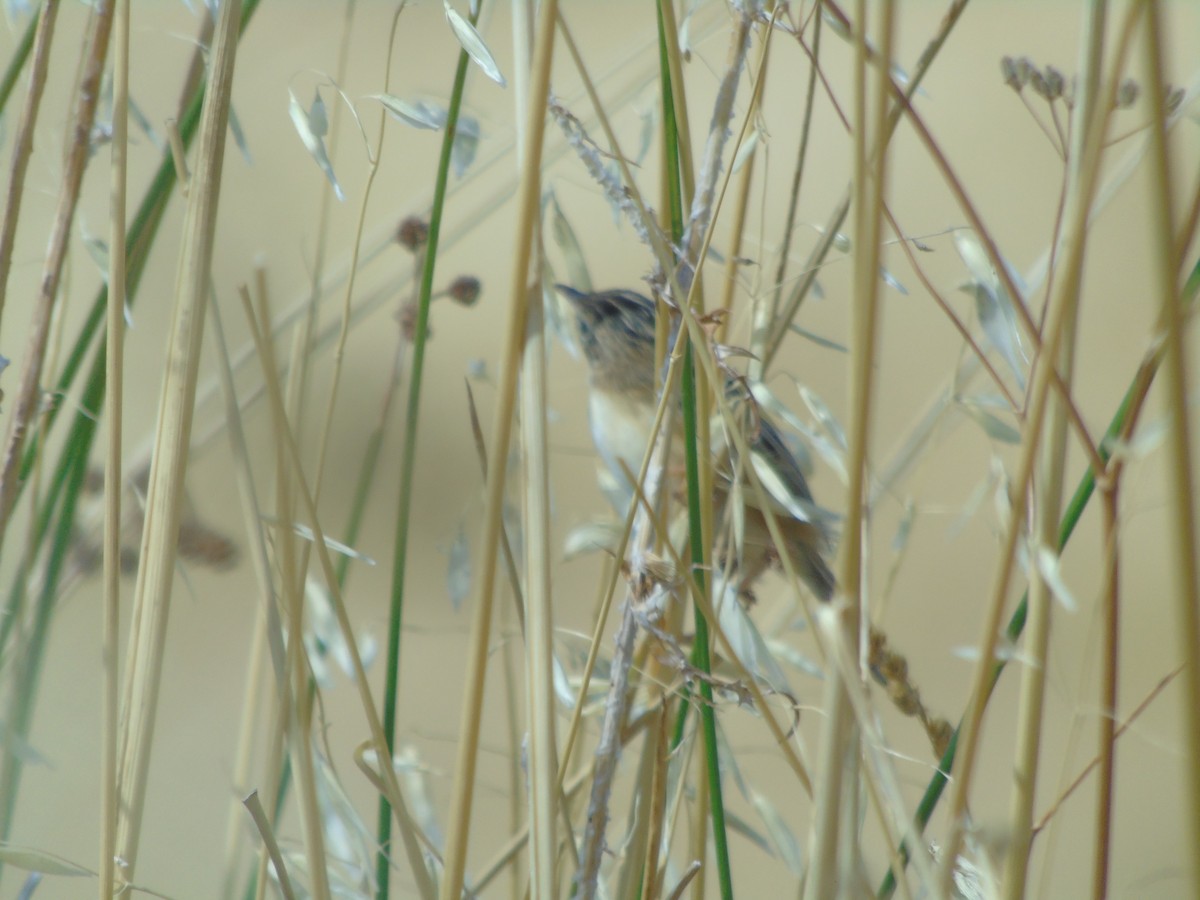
<box><xmin>1014</xmin><ymin>56</ymin><xmax>1036</xmax><ymax>89</ymax></box>
<box><xmin>447</xmin><ymin>275</ymin><xmax>482</xmax><ymax>307</ymax></box>
<box><xmin>396</xmin><ymin>215</ymin><xmax>429</xmax><ymax>252</ymax></box>
<box><xmin>398</xmin><ymin>302</ymin><xmax>430</xmax><ymax>342</ymax></box>
<box><xmin>1000</xmin><ymin>55</ymin><xmax>1021</xmax><ymax>90</ymax></box>
<box><xmin>1042</xmin><ymin>66</ymin><xmax>1064</xmax><ymax>101</ymax></box>
<box><xmin>1029</xmin><ymin>67</ymin><xmax>1050</xmax><ymax>100</ymax></box>
<box><xmin>928</xmin><ymin>718</ymin><xmax>953</xmax><ymax>758</ymax></box>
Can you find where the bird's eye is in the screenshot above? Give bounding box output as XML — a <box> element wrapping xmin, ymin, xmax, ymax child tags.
<box><xmin>576</xmin><ymin>315</ymin><xmax>600</xmax><ymax>358</ymax></box>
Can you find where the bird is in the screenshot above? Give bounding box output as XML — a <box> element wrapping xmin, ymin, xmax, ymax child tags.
<box><xmin>556</xmin><ymin>284</ymin><xmax>836</xmax><ymax>603</ymax></box>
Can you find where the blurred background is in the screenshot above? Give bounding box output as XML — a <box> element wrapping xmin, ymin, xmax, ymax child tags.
<box><xmin>0</xmin><ymin>1</ymin><xmax>1198</xmax><ymax>896</ymax></box>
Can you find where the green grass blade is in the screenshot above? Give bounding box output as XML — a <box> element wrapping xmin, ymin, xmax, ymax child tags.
<box><xmin>0</xmin><ymin>3</ymin><xmax>39</xmax><ymax>114</ymax></box>
<box><xmin>374</xmin><ymin>5</ymin><xmax>482</xmax><ymax>897</ymax></box>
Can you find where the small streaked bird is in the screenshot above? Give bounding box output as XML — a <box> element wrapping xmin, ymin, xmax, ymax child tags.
<box><xmin>556</xmin><ymin>284</ymin><xmax>836</xmax><ymax>602</ymax></box>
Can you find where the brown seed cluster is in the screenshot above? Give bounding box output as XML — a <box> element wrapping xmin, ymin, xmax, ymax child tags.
<box><xmin>446</xmin><ymin>275</ymin><xmax>481</xmax><ymax>307</ymax></box>
<box><xmin>396</xmin><ymin>215</ymin><xmax>429</xmax><ymax>252</ymax></box>
<box><xmin>1001</xmin><ymin>54</ymin><xmax>1186</xmax><ymax>114</ymax></box>
<box><xmin>394</xmin><ymin>213</ymin><xmax>483</xmax><ymax>343</ymax></box>
<box><xmin>397</xmin><ymin>302</ymin><xmax>428</xmax><ymax>343</ymax></box>
<box><xmin>869</xmin><ymin>626</ymin><xmax>953</xmax><ymax>760</ymax></box>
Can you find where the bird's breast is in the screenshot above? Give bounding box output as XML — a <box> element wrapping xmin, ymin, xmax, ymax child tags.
<box><xmin>588</xmin><ymin>390</ymin><xmax>658</xmax><ymax>486</ymax></box>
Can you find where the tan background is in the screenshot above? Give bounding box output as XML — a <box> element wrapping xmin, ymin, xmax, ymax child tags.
<box><xmin>1</xmin><ymin>1</ymin><xmax>1198</xmax><ymax>897</ymax></box>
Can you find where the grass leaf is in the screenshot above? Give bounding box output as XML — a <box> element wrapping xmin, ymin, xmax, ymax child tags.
<box><xmin>369</xmin><ymin>92</ymin><xmax>445</xmax><ymax>130</ymax></box>
<box><xmin>0</xmin><ymin>844</ymin><xmax>92</xmax><ymax>878</ymax></box>
<box><xmin>443</xmin><ymin>1</ymin><xmax>506</xmax><ymax>87</ymax></box>
<box><xmin>288</xmin><ymin>87</ymin><xmax>344</xmax><ymax>200</ymax></box>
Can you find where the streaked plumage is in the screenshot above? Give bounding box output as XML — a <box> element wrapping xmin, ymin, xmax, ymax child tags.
<box><xmin>557</xmin><ymin>284</ymin><xmax>836</xmax><ymax>601</ymax></box>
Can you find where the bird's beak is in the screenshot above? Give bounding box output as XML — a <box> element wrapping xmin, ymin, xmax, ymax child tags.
<box><xmin>554</xmin><ymin>283</ymin><xmax>588</xmax><ymax>308</ymax></box>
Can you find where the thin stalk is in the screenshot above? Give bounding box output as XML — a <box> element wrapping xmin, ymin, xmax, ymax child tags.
<box><xmin>647</xmin><ymin>65</ymin><xmax>822</xmax><ymax>800</ymax></box>
<box><xmin>11</xmin><ymin>2</ymin><xmax>251</xmax><ymax>492</ymax></box>
<box><xmin>1036</xmin><ymin>664</ymin><xmax>1179</xmax><ymax>838</ymax></box>
<box><xmin>882</xmin><ymin>205</ymin><xmax>1019</xmax><ymax>411</ymax></box>
<box><xmin>758</xmin><ymin>5</ymin><xmax>821</xmax><ymax>381</ymax></box>
<box><xmin>240</xmin><ymin>294</ymin><xmax>437</xmax><ymax>900</ymax></box>
<box><xmin>1092</xmin><ymin>485</ymin><xmax>1120</xmax><ymax>899</ymax></box>
<box><xmin>878</xmin><ymin>69</ymin><xmax>1107</xmax><ymax>475</ymax></box>
<box><xmin>511</xmin><ymin>1</ymin><xmax>559</xmax><ymax>893</ymax></box>
<box><xmin>100</xmin><ymin>0</ymin><xmax>130</xmax><ymax>894</ymax></box>
<box><xmin>335</xmin><ymin>242</ymin><xmax>420</xmax><ymax>591</ymax></box>
<box><xmin>0</xmin><ymin>2</ymin><xmax>40</xmax><ymax>114</ymax></box>
<box><xmin>879</xmin><ymin>259</ymin><xmax>1200</xmax><ymax>900</ymax></box>
<box><xmin>817</xmin><ymin>7</ymin><xmax>1108</xmax><ymax>481</ymax></box>
<box><xmin>247</xmin><ymin>287</ymin><xmax>331</xmax><ymax>900</ymax></box>
<box><xmin>805</xmin><ymin>2</ymin><xmax>892</xmax><ymax>895</ymax></box>
<box><xmin>655</xmin><ymin>0</ymin><xmax>697</xmax><ymax>225</ymax></box>
<box><xmin>657</xmin><ymin>1</ymin><xmax>729</xmax><ymax>896</ymax></box>
<box><xmin>655</xmin><ymin>0</ymin><xmax>684</xmax><ymax>253</ymax></box>
<box><xmin>1175</xmin><ymin>166</ymin><xmax>1200</xmax><ymax>267</ymax></box>
<box><xmin>113</xmin><ymin>0</ymin><xmax>240</xmax><ymax>882</ymax></box>
<box><xmin>615</xmin><ymin>720</ymin><xmax>658</xmax><ymax>900</ymax></box>
<box><xmin>682</xmin><ymin>347</ymin><xmax>732</xmax><ymax>899</ymax></box>
<box><xmin>639</xmin><ymin>704</ymin><xmax>670</xmax><ymax>900</ymax></box>
<box><xmin>522</xmin><ymin>265</ymin><xmax>559</xmax><ymax>900</ymax></box>
<box><xmin>0</xmin><ymin>0</ymin><xmax>115</xmax><ymax>858</ymax></box>
<box><xmin>438</xmin><ymin>1</ymin><xmax>558</xmax><ymax>896</ymax></box>
<box><xmin>284</xmin><ymin>0</ymin><xmax>359</xmax><ymax>458</ymax></box>
<box><xmin>1000</xmin><ymin>310</ymin><xmax>1076</xmax><ymax>900</ymax></box>
<box><xmin>1003</xmin><ymin>4</ymin><xmax>1104</xmax><ymax>895</ymax></box>
<box><xmin>501</xmin><ymin>615</ymin><xmax>523</xmax><ymax>898</ymax></box>
<box><xmin>377</xmin><ymin>3</ymin><xmax>474</xmax><ymax>896</ymax></box>
<box><xmin>716</xmin><ymin>31</ymin><xmax>768</xmax><ymax>342</ymax></box>
<box><xmin>690</xmin><ymin>745</ymin><xmax>709</xmax><ymax>900</ymax></box>
<box><xmin>307</xmin><ymin>0</ymin><xmax>385</xmax><ymax>514</ymax></box>
<box><xmin>762</xmin><ymin>0</ymin><xmax>970</xmax><ymax>371</ymax></box>
<box><xmin>0</xmin><ymin>0</ymin><xmax>263</xmax><ymax>656</ymax></box>
<box><xmin>1143</xmin><ymin>4</ymin><xmax>1200</xmax><ymax>895</ymax></box>
<box><xmin>209</xmin><ymin>275</ymin><xmax>291</xmax><ymax>898</ymax></box>
<box><xmin>0</xmin><ymin>0</ymin><xmax>60</xmax><ymax>330</ymax></box>
<box><xmin>938</xmin><ymin>5</ymin><xmax>1138</xmax><ymax>883</ymax></box>
<box><xmin>0</xmin><ymin>5</ymin><xmax>262</xmax><ymax>862</ymax></box>
<box><xmin>0</xmin><ymin>0</ymin><xmax>113</xmax><ymax>554</ymax></box>
<box><xmin>223</xmin><ymin>603</ymin><xmax>269</xmax><ymax>898</ymax></box>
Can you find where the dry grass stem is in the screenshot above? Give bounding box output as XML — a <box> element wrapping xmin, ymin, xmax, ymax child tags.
<box><xmin>100</xmin><ymin>0</ymin><xmax>130</xmax><ymax>893</ymax></box>
<box><xmin>283</xmin><ymin>0</ymin><xmax>360</xmax><ymax>445</ymax></box>
<box><xmin>1</xmin><ymin>4</ymin><xmax>1195</xmax><ymax>898</ymax></box>
<box><xmin>940</xmin><ymin>3</ymin><xmax>1144</xmax><ymax>885</ymax></box>
<box><xmin>438</xmin><ymin>2</ymin><xmax>559</xmax><ymax>896</ymax></box>
<box><xmin>0</xmin><ymin>0</ymin><xmax>113</xmax><ymax>543</ymax></box>
<box><xmin>762</xmin><ymin>0</ymin><xmax>971</xmax><ymax>371</ymax></box>
<box><xmin>0</xmin><ymin>0</ymin><xmax>60</xmax><ymax>330</ymax></box>
<box><xmin>242</xmin><ymin>790</ymin><xmax>297</xmax><ymax>900</ymax></box>
<box><xmin>521</xmin><ymin>284</ymin><xmax>560</xmax><ymax>898</ymax></box>
<box><xmin>757</xmin><ymin>4</ymin><xmax>821</xmax><ymax>383</ymax></box>
<box><xmin>1003</xmin><ymin>6</ymin><xmax>1106</xmax><ymax>896</ymax></box>
<box><xmin>238</xmin><ymin>285</ymin><xmax>436</xmax><ymax>899</ymax></box>
<box><xmin>246</xmin><ymin>285</ymin><xmax>331</xmax><ymax>900</ymax></box>
<box><xmin>1142</xmin><ymin>4</ymin><xmax>1200</xmax><ymax>895</ymax></box>
<box><xmin>804</xmin><ymin>3</ymin><xmax>894</xmax><ymax>896</ymax></box>
<box><xmin>512</xmin><ymin>9</ymin><xmax>558</xmax><ymax>894</ymax></box>
<box><xmin>113</xmin><ymin>0</ymin><xmax>236</xmax><ymax>881</ymax></box>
